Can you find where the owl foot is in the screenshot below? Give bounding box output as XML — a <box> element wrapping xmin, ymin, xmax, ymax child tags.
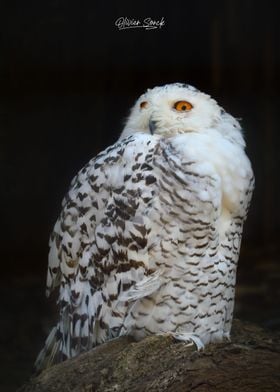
<box><xmin>223</xmin><ymin>331</ymin><xmax>231</xmax><ymax>341</ymax></box>
<box><xmin>157</xmin><ymin>331</ymin><xmax>204</xmax><ymax>350</ymax></box>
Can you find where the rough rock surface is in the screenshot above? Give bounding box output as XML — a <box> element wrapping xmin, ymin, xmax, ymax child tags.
<box><xmin>19</xmin><ymin>320</ymin><xmax>280</xmax><ymax>392</ymax></box>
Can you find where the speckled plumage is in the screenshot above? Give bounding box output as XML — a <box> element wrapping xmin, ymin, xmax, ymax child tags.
<box><xmin>36</xmin><ymin>83</ymin><xmax>254</xmax><ymax>370</ymax></box>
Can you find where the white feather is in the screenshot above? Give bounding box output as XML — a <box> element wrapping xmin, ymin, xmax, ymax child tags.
<box><xmin>119</xmin><ymin>270</ymin><xmax>163</xmax><ymax>302</ymax></box>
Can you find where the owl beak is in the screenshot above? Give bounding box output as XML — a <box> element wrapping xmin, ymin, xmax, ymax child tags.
<box><xmin>149</xmin><ymin>118</ymin><xmax>157</xmax><ymax>135</ymax></box>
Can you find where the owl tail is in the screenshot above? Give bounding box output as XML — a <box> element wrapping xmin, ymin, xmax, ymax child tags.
<box><xmin>34</xmin><ymin>325</ymin><xmax>62</xmax><ymax>372</ymax></box>
<box><xmin>35</xmin><ymin>282</ymin><xmax>97</xmax><ymax>371</ymax></box>
<box><xmin>34</xmin><ymin>303</ymin><xmax>92</xmax><ymax>371</ymax></box>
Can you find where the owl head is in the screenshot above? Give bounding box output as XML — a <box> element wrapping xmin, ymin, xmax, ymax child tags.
<box><xmin>120</xmin><ymin>83</ymin><xmax>244</xmax><ymax>146</ymax></box>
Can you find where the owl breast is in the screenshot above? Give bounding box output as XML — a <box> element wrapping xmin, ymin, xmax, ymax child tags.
<box><xmin>118</xmin><ymin>134</ymin><xmax>240</xmax><ymax>345</ymax></box>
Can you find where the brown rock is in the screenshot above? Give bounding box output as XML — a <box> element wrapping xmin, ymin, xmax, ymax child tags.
<box><xmin>19</xmin><ymin>320</ymin><xmax>280</xmax><ymax>392</ymax></box>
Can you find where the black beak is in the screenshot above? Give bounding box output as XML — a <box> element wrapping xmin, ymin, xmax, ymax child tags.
<box><xmin>149</xmin><ymin>119</ymin><xmax>157</xmax><ymax>135</ymax></box>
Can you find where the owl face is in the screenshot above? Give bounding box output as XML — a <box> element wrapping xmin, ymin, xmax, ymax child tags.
<box><xmin>121</xmin><ymin>83</ymin><xmax>224</xmax><ymax>139</ymax></box>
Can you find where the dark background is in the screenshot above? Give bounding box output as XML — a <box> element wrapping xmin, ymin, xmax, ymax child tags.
<box><xmin>1</xmin><ymin>1</ymin><xmax>280</xmax><ymax>390</ymax></box>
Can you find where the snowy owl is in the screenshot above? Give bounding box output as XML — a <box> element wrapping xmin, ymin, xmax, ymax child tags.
<box><xmin>35</xmin><ymin>83</ymin><xmax>254</xmax><ymax>370</ymax></box>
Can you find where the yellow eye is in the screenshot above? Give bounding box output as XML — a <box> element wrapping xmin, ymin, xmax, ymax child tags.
<box><xmin>173</xmin><ymin>101</ymin><xmax>193</xmax><ymax>111</ymax></box>
<box><xmin>140</xmin><ymin>101</ymin><xmax>148</xmax><ymax>109</ymax></box>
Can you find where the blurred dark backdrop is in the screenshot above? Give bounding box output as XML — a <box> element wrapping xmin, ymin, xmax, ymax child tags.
<box><xmin>1</xmin><ymin>1</ymin><xmax>280</xmax><ymax>390</ymax></box>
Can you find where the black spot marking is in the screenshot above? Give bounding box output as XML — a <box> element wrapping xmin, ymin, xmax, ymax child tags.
<box><xmin>124</xmin><ymin>174</ymin><xmax>131</xmax><ymax>181</ymax></box>
<box><xmin>145</xmin><ymin>175</ymin><xmax>156</xmax><ymax>185</ymax></box>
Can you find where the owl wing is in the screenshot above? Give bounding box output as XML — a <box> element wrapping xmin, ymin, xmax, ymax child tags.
<box><xmin>36</xmin><ymin>133</ymin><xmax>163</xmax><ymax>369</ymax></box>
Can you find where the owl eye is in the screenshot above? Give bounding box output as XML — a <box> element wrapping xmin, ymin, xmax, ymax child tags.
<box><xmin>140</xmin><ymin>101</ymin><xmax>148</xmax><ymax>109</ymax></box>
<box><xmin>173</xmin><ymin>101</ymin><xmax>193</xmax><ymax>112</ymax></box>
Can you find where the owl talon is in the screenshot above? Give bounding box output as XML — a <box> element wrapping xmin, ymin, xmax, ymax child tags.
<box><xmin>223</xmin><ymin>332</ymin><xmax>231</xmax><ymax>342</ymax></box>
<box><xmin>170</xmin><ymin>332</ymin><xmax>204</xmax><ymax>350</ymax></box>
<box><xmin>156</xmin><ymin>331</ymin><xmax>204</xmax><ymax>350</ymax></box>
